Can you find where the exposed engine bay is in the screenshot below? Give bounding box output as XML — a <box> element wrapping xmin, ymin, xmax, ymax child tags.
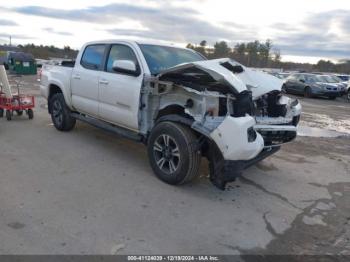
<box><xmin>139</xmin><ymin>58</ymin><xmax>302</xmax><ymax>189</ymax></box>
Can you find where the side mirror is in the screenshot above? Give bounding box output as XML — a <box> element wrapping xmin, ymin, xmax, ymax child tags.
<box><xmin>299</xmin><ymin>79</ymin><xmax>305</xmax><ymax>83</ymax></box>
<box><xmin>112</xmin><ymin>60</ymin><xmax>139</xmax><ymax>76</ymax></box>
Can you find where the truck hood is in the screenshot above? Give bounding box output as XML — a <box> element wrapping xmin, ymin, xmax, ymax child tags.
<box><xmin>157</xmin><ymin>58</ymin><xmax>283</xmax><ymax>99</ymax></box>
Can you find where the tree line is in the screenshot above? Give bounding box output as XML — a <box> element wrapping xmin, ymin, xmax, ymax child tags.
<box><xmin>4</xmin><ymin>41</ymin><xmax>350</xmax><ymax>74</ymax></box>
<box><xmin>187</xmin><ymin>40</ymin><xmax>350</xmax><ymax>74</ymax></box>
<box><xmin>187</xmin><ymin>40</ymin><xmax>282</xmax><ymax>68</ymax></box>
<box><xmin>17</xmin><ymin>44</ymin><xmax>78</xmax><ymax>60</ymax></box>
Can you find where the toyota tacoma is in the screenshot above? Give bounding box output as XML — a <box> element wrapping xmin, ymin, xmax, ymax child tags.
<box><xmin>40</xmin><ymin>40</ymin><xmax>302</xmax><ymax>189</ymax></box>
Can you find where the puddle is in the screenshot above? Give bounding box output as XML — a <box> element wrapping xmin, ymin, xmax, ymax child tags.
<box><xmin>298</xmin><ymin>112</ymin><xmax>350</xmax><ymax>138</ymax></box>
<box><xmin>301</xmin><ymin>113</ymin><xmax>350</xmax><ymax>135</ymax></box>
<box><xmin>298</xmin><ymin>126</ymin><xmax>348</xmax><ymax>138</ymax></box>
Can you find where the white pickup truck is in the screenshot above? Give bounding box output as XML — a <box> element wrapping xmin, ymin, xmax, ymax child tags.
<box><xmin>40</xmin><ymin>40</ymin><xmax>302</xmax><ymax>189</ymax></box>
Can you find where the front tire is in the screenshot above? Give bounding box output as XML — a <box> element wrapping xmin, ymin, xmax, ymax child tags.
<box><xmin>347</xmin><ymin>90</ymin><xmax>350</xmax><ymax>101</ymax></box>
<box><xmin>304</xmin><ymin>87</ymin><xmax>312</xmax><ymax>98</ymax></box>
<box><xmin>147</xmin><ymin>121</ymin><xmax>201</xmax><ymax>185</ymax></box>
<box><xmin>49</xmin><ymin>93</ymin><xmax>76</xmax><ymax>131</ymax></box>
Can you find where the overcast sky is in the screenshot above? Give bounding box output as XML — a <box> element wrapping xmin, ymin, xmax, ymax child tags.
<box><xmin>0</xmin><ymin>0</ymin><xmax>349</xmax><ymax>63</ymax></box>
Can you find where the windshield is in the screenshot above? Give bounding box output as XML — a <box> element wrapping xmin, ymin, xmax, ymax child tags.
<box><xmin>337</xmin><ymin>75</ymin><xmax>349</xmax><ymax>81</ymax></box>
<box><xmin>330</xmin><ymin>75</ymin><xmax>343</xmax><ymax>82</ymax></box>
<box><xmin>138</xmin><ymin>44</ymin><xmax>205</xmax><ymax>75</ymax></box>
<box><xmin>316</xmin><ymin>75</ymin><xmax>340</xmax><ymax>83</ymax></box>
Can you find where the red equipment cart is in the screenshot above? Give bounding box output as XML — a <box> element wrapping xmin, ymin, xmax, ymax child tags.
<box><xmin>0</xmin><ymin>76</ymin><xmax>35</xmax><ymax>121</ymax></box>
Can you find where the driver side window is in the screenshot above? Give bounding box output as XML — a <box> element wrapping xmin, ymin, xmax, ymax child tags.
<box><xmin>288</xmin><ymin>74</ymin><xmax>298</xmax><ymax>81</ymax></box>
<box><xmin>106</xmin><ymin>44</ymin><xmax>139</xmax><ymax>73</ymax></box>
<box><xmin>298</xmin><ymin>75</ymin><xmax>306</xmax><ymax>82</ymax></box>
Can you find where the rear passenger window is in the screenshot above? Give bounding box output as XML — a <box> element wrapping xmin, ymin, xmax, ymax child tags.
<box><xmin>81</xmin><ymin>45</ymin><xmax>105</xmax><ymax>70</ymax></box>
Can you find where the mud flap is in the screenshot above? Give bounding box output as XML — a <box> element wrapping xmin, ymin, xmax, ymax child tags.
<box><xmin>207</xmin><ymin>142</ymin><xmax>243</xmax><ymax>190</ymax></box>
<box><xmin>207</xmin><ymin>141</ymin><xmax>281</xmax><ymax>190</ymax></box>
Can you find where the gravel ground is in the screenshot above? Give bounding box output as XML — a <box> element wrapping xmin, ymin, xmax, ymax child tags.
<box><xmin>0</xmin><ymin>74</ymin><xmax>349</xmax><ymax>256</ymax></box>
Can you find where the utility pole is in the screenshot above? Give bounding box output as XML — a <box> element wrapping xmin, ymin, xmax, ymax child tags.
<box><xmin>9</xmin><ymin>36</ymin><xmax>12</xmax><ymax>46</ymax></box>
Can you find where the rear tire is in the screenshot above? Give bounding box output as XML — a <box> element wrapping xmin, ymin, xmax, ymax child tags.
<box><xmin>49</xmin><ymin>93</ymin><xmax>76</xmax><ymax>131</ymax></box>
<box><xmin>347</xmin><ymin>90</ymin><xmax>350</xmax><ymax>101</ymax></box>
<box><xmin>6</xmin><ymin>110</ymin><xmax>11</xmax><ymax>121</ymax></box>
<box><xmin>304</xmin><ymin>87</ymin><xmax>312</xmax><ymax>98</ymax></box>
<box><xmin>0</xmin><ymin>109</ymin><xmax>3</xmax><ymax>118</ymax></box>
<box><xmin>147</xmin><ymin>121</ymin><xmax>201</xmax><ymax>185</ymax></box>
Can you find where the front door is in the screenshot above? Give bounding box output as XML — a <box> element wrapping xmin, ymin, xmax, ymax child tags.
<box><xmin>98</xmin><ymin>44</ymin><xmax>143</xmax><ymax>131</ymax></box>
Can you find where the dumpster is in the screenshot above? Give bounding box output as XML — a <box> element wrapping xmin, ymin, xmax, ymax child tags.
<box><xmin>8</xmin><ymin>52</ymin><xmax>37</xmax><ymax>75</ymax></box>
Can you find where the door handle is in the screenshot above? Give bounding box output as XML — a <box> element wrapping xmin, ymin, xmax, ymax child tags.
<box><xmin>99</xmin><ymin>79</ymin><xmax>109</xmax><ymax>85</ymax></box>
<box><xmin>73</xmin><ymin>74</ymin><xmax>81</xmax><ymax>80</ymax></box>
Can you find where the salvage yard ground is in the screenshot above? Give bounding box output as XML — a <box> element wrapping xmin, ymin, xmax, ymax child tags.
<box><xmin>0</xmin><ymin>75</ymin><xmax>349</xmax><ymax>255</ymax></box>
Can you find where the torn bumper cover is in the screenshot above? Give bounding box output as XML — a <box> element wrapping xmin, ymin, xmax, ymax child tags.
<box><xmin>202</xmin><ymin>115</ymin><xmax>298</xmax><ymax>190</ymax></box>
<box><xmin>208</xmin><ymin>145</ymin><xmax>280</xmax><ymax>190</ymax></box>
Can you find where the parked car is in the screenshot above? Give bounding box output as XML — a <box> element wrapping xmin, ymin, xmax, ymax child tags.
<box><xmin>319</xmin><ymin>74</ymin><xmax>347</xmax><ymax>88</ymax></box>
<box><xmin>276</xmin><ymin>72</ymin><xmax>290</xmax><ymax>79</ymax></box>
<box><xmin>283</xmin><ymin>73</ymin><xmax>344</xmax><ymax>99</ymax></box>
<box><xmin>267</xmin><ymin>72</ymin><xmax>288</xmax><ymax>79</ymax></box>
<box><xmin>335</xmin><ymin>74</ymin><xmax>350</xmax><ymax>82</ymax></box>
<box><xmin>40</xmin><ymin>40</ymin><xmax>301</xmax><ymax>189</ymax></box>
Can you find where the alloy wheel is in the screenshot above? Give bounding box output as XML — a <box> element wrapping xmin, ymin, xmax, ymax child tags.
<box><xmin>52</xmin><ymin>100</ymin><xmax>63</xmax><ymax>126</ymax></box>
<box><xmin>153</xmin><ymin>134</ymin><xmax>181</xmax><ymax>175</ymax></box>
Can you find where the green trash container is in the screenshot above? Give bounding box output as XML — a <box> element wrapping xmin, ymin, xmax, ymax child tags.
<box><xmin>12</xmin><ymin>60</ymin><xmax>37</xmax><ymax>75</ymax></box>
<box><xmin>8</xmin><ymin>52</ymin><xmax>37</xmax><ymax>75</ymax></box>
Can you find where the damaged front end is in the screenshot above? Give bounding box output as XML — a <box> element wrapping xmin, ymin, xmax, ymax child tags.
<box><xmin>140</xmin><ymin>58</ymin><xmax>302</xmax><ymax>189</ymax></box>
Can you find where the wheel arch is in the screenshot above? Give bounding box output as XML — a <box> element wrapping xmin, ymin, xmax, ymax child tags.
<box><xmin>155</xmin><ymin>104</ymin><xmax>195</xmax><ymax>128</ymax></box>
<box><xmin>48</xmin><ymin>84</ymin><xmax>63</xmax><ymax>113</ymax></box>
<box><xmin>47</xmin><ymin>83</ymin><xmax>73</xmax><ymax>113</ymax></box>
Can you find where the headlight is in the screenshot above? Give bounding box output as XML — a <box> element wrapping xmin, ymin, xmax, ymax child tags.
<box><xmin>247</xmin><ymin>127</ymin><xmax>257</xmax><ymax>142</ymax></box>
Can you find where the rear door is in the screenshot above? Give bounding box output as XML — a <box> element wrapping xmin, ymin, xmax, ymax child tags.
<box><xmin>294</xmin><ymin>74</ymin><xmax>307</xmax><ymax>94</ymax></box>
<box><xmin>285</xmin><ymin>74</ymin><xmax>298</xmax><ymax>93</ymax></box>
<box><xmin>98</xmin><ymin>43</ymin><xmax>143</xmax><ymax>131</ymax></box>
<box><xmin>287</xmin><ymin>74</ymin><xmax>302</xmax><ymax>94</ymax></box>
<box><xmin>71</xmin><ymin>44</ymin><xmax>106</xmax><ymax>117</ymax></box>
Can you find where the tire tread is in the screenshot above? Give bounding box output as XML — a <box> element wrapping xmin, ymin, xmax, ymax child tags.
<box><xmin>50</xmin><ymin>93</ymin><xmax>76</xmax><ymax>131</ymax></box>
<box><xmin>148</xmin><ymin>121</ymin><xmax>201</xmax><ymax>185</ymax></box>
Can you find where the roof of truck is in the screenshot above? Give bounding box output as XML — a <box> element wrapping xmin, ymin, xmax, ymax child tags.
<box><xmin>83</xmin><ymin>39</ymin><xmax>187</xmax><ymax>49</ymax></box>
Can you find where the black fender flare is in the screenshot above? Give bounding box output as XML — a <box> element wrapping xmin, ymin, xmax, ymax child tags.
<box><xmin>155</xmin><ymin>114</ymin><xmax>194</xmax><ymax>127</ymax></box>
<box><xmin>143</xmin><ymin>114</ymin><xmax>195</xmax><ymax>145</ymax></box>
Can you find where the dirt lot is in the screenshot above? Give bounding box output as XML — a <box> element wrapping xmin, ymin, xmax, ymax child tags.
<box><xmin>0</xmin><ymin>74</ymin><xmax>349</xmax><ymax>256</ymax></box>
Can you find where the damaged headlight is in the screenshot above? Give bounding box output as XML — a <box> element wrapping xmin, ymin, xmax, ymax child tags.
<box><xmin>247</xmin><ymin>127</ymin><xmax>257</xmax><ymax>142</ymax></box>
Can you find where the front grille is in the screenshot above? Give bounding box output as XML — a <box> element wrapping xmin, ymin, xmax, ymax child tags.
<box><xmin>327</xmin><ymin>87</ymin><xmax>338</xmax><ymax>91</ymax></box>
